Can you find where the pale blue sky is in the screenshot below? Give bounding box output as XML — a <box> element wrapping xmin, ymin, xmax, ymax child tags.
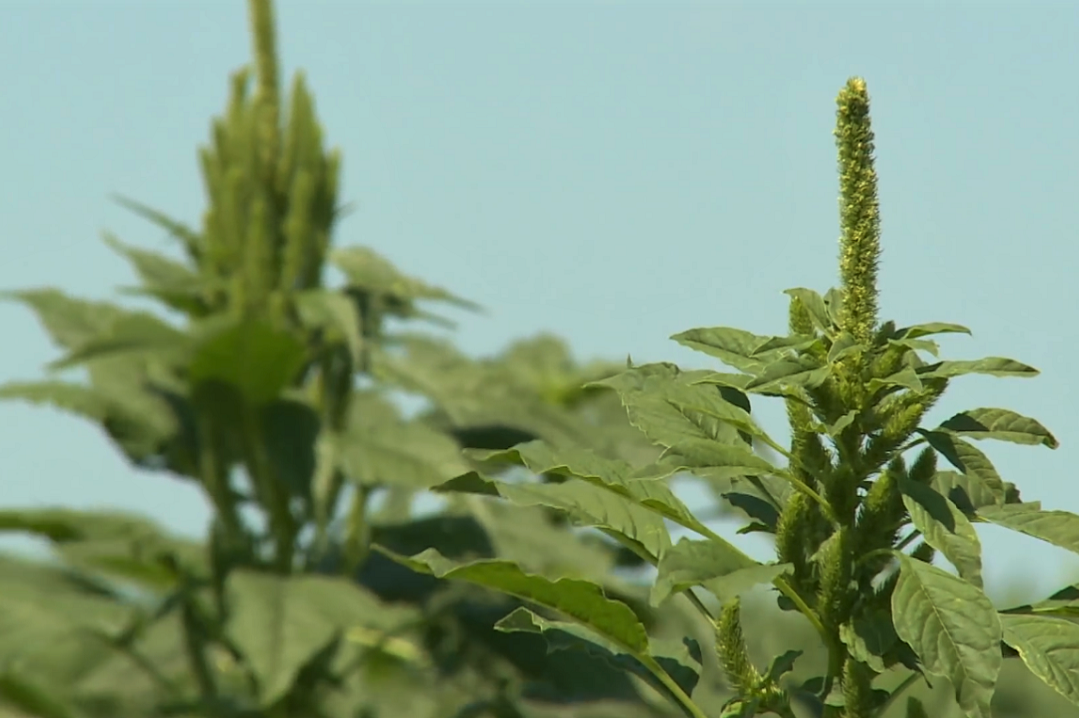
<box><xmin>2</xmin><ymin>1</ymin><xmax>1078</xmax><ymax>600</ymax></box>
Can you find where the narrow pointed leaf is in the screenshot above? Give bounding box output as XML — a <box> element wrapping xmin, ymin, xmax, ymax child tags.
<box><xmin>917</xmin><ymin>357</ymin><xmax>1039</xmax><ymax>380</ymax></box>
<box><xmin>893</xmin><ymin>323</ymin><xmax>971</xmax><ymax>340</ymax></box>
<box><xmin>472</xmin><ymin>440</ymin><xmax>715</xmax><ymax>538</ymax></box>
<box><xmin>976</xmin><ymin>503</ymin><xmax>1079</xmax><ymax>556</ymax></box>
<box><xmin>999</xmin><ymin>614</ymin><xmax>1079</xmax><ymax>707</ymax></box>
<box><xmin>436</xmin><ymin>472</ymin><xmax>672</xmax><ymax>561</ymax></box>
<box><xmin>891</xmin><ymin>555</ymin><xmax>1001</xmax><ymax>718</ymax></box>
<box><xmin>938</xmin><ymin>408</ymin><xmax>1058</xmax><ymax>449</ymax></box>
<box><xmin>373</xmin><ymin>547</ymin><xmax>650</xmax><ymax>653</ymax></box>
<box><xmin>495</xmin><ymin>606</ymin><xmax>702</xmax><ymax>699</ymax></box>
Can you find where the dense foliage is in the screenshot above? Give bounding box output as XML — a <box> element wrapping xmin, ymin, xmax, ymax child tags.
<box><xmin>2</xmin><ymin>3</ymin><xmax>1078</xmax><ymax>718</ymax></box>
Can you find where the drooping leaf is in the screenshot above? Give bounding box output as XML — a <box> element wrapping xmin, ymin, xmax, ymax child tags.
<box><xmin>937</xmin><ymin>408</ymin><xmax>1058</xmax><ymax>449</ymax></box>
<box><xmin>471</xmin><ymin>440</ymin><xmax>712</xmax><ymax>538</ymax></box>
<box><xmin>899</xmin><ymin>478</ymin><xmax>983</xmax><ymax>587</ymax></box>
<box><xmin>917</xmin><ymin>357</ymin><xmax>1039</xmax><ymax>380</ymax></box>
<box><xmin>651</xmin><ymin>537</ymin><xmax>791</xmax><ymax>606</ymax></box>
<box><xmin>999</xmin><ymin>614</ymin><xmax>1079</xmax><ymax>708</ymax></box>
<box><xmin>495</xmin><ymin>606</ymin><xmax>703</xmax><ymax>700</ymax></box>
<box><xmin>436</xmin><ymin>472</ymin><xmax>672</xmax><ymax>562</ymax></box>
<box><xmin>226</xmin><ymin>570</ymin><xmax>420</xmax><ymax>706</ymax></box>
<box><xmin>891</xmin><ymin>555</ymin><xmax>1001</xmax><ymax>718</ymax></box>
<box><xmin>976</xmin><ymin>503</ymin><xmax>1079</xmax><ymax>557</ymax></box>
<box><xmin>372</xmin><ymin>547</ymin><xmax>650</xmax><ymax>654</ymax></box>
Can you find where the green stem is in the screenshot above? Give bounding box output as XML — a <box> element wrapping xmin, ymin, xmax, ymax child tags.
<box><xmin>180</xmin><ymin>598</ymin><xmax>219</xmax><ymax>712</ymax></box>
<box><xmin>640</xmin><ymin>655</ymin><xmax>710</xmax><ymax>718</ymax></box>
<box><xmin>775</xmin><ymin>467</ymin><xmax>838</xmax><ymax>524</ymax></box>
<box><xmin>343</xmin><ymin>484</ymin><xmax>372</xmax><ymax>574</ymax></box>
<box><xmin>242</xmin><ymin>404</ymin><xmax>296</xmax><ymax>573</ymax></box>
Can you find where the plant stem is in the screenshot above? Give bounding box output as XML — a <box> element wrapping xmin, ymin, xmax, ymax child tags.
<box><xmin>343</xmin><ymin>484</ymin><xmax>372</xmax><ymax>574</ymax></box>
<box><xmin>639</xmin><ymin>655</ymin><xmax>710</xmax><ymax>718</ymax></box>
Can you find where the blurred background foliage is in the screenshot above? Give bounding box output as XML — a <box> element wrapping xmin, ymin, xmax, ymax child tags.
<box><xmin>0</xmin><ymin>2</ymin><xmax>1075</xmax><ymax>717</ymax></box>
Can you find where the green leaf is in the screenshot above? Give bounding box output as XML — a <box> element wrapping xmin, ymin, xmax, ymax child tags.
<box><xmin>891</xmin><ymin>555</ymin><xmax>1001</xmax><ymax>718</ymax></box>
<box><xmin>827</xmin><ymin>332</ymin><xmax>863</xmax><ymax>363</ymax></box>
<box><xmin>899</xmin><ymin>478</ymin><xmax>983</xmax><ymax>587</ymax></box>
<box><xmin>188</xmin><ymin>318</ymin><xmax>307</xmax><ymax>406</ymax></box>
<box><xmin>917</xmin><ymin>357</ymin><xmax>1039</xmax><ymax>380</ymax></box>
<box><xmin>918</xmin><ymin>432</ymin><xmax>1006</xmax><ymax>504</ymax></box>
<box><xmin>372</xmin><ymin>547</ymin><xmax>650</xmax><ymax>654</ymax></box>
<box><xmin>1</xmin><ymin>288</ymin><xmax>129</xmax><ymax>350</ymax></box>
<box><xmin>49</xmin><ymin>311</ymin><xmax>189</xmax><ymax>370</ymax></box>
<box><xmin>659</xmin><ymin>438</ymin><xmax>778</xmax><ymax>481</ymax></box>
<box><xmin>294</xmin><ymin>289</ymin><xmax>364</xmax><ymax>366</ymax></box>
<box><xmin>651</xmin><ymin>537</ymin><xmax>791</xmax><ymax>606</ymax></box>
<box><xmin>437</xmin><ymin>472</ymin><xmax>672</xmax><ymax>562</ymax></box>
<box><xmin>495</xmin><ymin>606</ymin><xmax>702</xmax><ymax>700</ymax></box>
<box><xmin>112</xmin><ymin>193</ymin><xmax>202</xmax><ymax>256</ymax></box>
<box><xmin>744</xmin><ymin>356</ymin><xmax>830</xmax><ymax>393</ymax></box>
<box><xmin>976</xmin><ymin>503</ymin><xmax>1079</xmax><ymax>557</ymax></box>
<box><xmin>839</xmin><ymin>611</ymin><xmax>898</xmax><ymax>673</ymax></box>
<box><xmin>589</xmin><ymin>362</ymin><xmax>747</xmax><ymax>448</ymax></box>
<box><xmin>999</xmin><ymin>614</ymin><xmax>1079</xmax><ymax>707</ymax></box>
<box><xmin>937</xmin><ymin>408</ymin><xmax>1058</xmax><ymax>449</ymax></box>
<box><xmin>227</xmin><ymin>570</ymin><xmax>419</xmax><ymax>706</ymax></box>
<box><xmin>868</xmin><ymin>367</ymin><xmax>923</xmax><ymax>393</ymax></box>
<box><xmin>339</xmin><ymin>391</ymin><xmax>469</xmax><ymax>489</ymax></box>
<box><xmin>783</xmin><ymin>288</ymin><xmax>833</xmax><ymax>333</ymax></box>
<box><xmin>669</xmin><ymin>327</ymin><xmax>779</xmax><ymax>374</ymax></box>
<box><xmin>0</xmin><ymin>670</ymin><xmax>82</xmax><ymax>718</ymax></box>
<box><xmin>0</xmin><ymin>381</ymin><xmax>113</xmax><ymax>422</ymax></box>
<box><xmin>931</xmin><ymin>471</ymin><xmax>1005</xmax><ymax>514</ymax></box>
<box><xmin>472</xmin><ymin>440</ymin><xmax>716</xmax><ymax>539</ymax></box>
<box><xmin>331</xmin><ymin>246</ymin><xmax>479</xmax><ymax>311</ymax></box>
<box><xmin>892</xmin><ymin>322</ymin><xmax>971</xmax><ymax>340</ymax></box>
<box><xmin>102</xmin><ymin>232</ymin><xmax>211</xmax><ymax>316</ymax></box>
